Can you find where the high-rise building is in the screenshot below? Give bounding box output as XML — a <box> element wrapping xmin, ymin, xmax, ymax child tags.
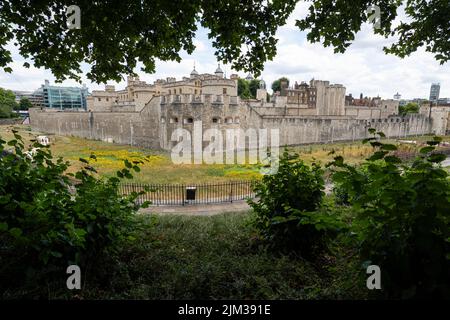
<box><xmin>429</xmin><ymin>83</ymin><xmax>440</xmax><ymax>102</ymax></box>
<box><xmin>31</xmin><ymin>80</ymin><xmax>89</xmax><ymax>110</ymax></box>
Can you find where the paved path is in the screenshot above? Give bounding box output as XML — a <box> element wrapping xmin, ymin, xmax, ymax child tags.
<box><xmin>139</xmin><ymin>200</ymin><xmax>251</xmax><ymax>216</ymax></box>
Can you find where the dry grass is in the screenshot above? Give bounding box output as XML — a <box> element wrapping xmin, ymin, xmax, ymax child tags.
<box><xmin>2</xmin><ymin>124</ymin><xmax>448</xmax><ymax>183</ymax></box>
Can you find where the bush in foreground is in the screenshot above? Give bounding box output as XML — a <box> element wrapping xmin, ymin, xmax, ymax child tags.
<box><xmin>248</xmin><ymin>150</ymin><xmax>346</xmax><ymax>257</ymax></box>
<box><xmin>329</xmin><ymin>130</ymin><xmax>450</xmax><ymax>299</ymax></box>
<box><xmin>0</xmin><ymin>130</ymin><xmax>148</xmax><ymax>295</ymax></box>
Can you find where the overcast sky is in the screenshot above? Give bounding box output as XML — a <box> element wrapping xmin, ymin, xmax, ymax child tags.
<box><xmin>1</xmin><ymin>2</ymin><xmax>448</xmax><ymax>100</ymax></box>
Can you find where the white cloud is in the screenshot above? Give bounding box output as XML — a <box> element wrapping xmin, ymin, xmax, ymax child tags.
<box><xmin>1</xmin><ymin>3</ymin><xmax>449</xmax><ymax>100</ymax></box>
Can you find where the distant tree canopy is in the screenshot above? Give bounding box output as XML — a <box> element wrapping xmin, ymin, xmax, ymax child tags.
<box><xmin>0</xmin><ymin>0</ymin><xmax>449</xmax><ymax>83</ymax></box>
<box><xmin>17</xmin><ymin>97</ymin><xmax>32</xmax><ymax>111</ymax></box>
<box><xmin>0</xmin><ymin>87</ymin><xmax>18</xmax><ymax>118</ymax></box>
<box><xmin>399</xmin><ymin>102</ymin><xmax>420</xmax><ymax>116</ymax></box>
<box><xmin>271</xmin><ymin>77</ymin><xmax>290</xmax><ymax>93</ymax></box>
<box><xmin>238</xmin><ymin>78</ymin><xmax>261</xmax><ymax>99</ymax></box>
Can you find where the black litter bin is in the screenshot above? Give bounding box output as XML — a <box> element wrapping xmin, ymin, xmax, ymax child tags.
<box><xmin>186</xmin><ymin>186</ymin><xmax>197</xmax><ymax>201</ymax></box>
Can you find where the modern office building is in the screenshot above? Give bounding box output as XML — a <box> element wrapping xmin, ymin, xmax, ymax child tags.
<box><xmin>429</xmin><ymin>83</ymin><xmax>440</xmax><ymax>102</ymax></box>
<box><xmin>12</xmin><ymin>90</ymin><xmax>34</xmax><ymax>103</ymax></box>
<box><xmin>31</xmin><ymin>80</ymin><xmax>89</xmax><ymax>110</ymax></box>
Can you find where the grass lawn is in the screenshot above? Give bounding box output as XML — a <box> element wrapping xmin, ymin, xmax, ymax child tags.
<box><xmin>3</xmin><ymin>211</ymin><xmax>368</xmax><ymax>300</ymax></box>
<box><xmin>1</xmin><ymin>124</ymin><xmax>449</xmax><ymax>183</ymax></box>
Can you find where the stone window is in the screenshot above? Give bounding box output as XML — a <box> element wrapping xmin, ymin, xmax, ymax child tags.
<box><xmin>184</xmin><ymin>117</ymin><xmax>194</xmax><ymax>124</ymax></box>
<box><xmin>106</xmin><ymin>98</ymin><xmax>109</xmax><ymax>102</ymax></box>
<box><xmin>212</xmin><ymin>117</ymin><xmax>220</xmax><ymax>124</ymax></box>
<box><xmin>170</xmin><ymin>117</ymin><xmax>178</xmax><ymax>124</ymax></box>
<box><xmin>179</xmin><ymin>89</ymin><xmax>182</xmax><ymax>94</ymax></box>
<box><xmin>98</xmin><ymin>98</ymin><xmax>101</xmax><ymax>101</ymax></box>
<box><xmin>235</xmin><ymin>117</ymin><xmax>240</xmax><ymax>124</ymax></box>
<box><xmin>225</xmin><ymin>117</ymin><xmax>233</xmax><ymax>124</ymax></box>
<box><xmin>169</xmin><ymin>90</ymin><xmax>171</xmax><ymax>94</ymax></box>
<box><xmin>195</xmin><ymin>89</ymin><xmax>198</xmax><ymax>95</ymax></box>
<box><xmin>161</xmin><ymin>117</ymin><xmax>166</xmax><ymax>123</ymax></box>
<box><xmin>223</xmin><ymin>88</ymin><xmax>227</xmax><ymax>94</ymax></box>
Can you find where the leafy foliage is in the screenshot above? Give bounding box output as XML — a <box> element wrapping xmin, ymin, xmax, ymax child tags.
<box><xmin>297</xmin><ymin>0</ymin><xmax>450</xmax><ymax>65</ymax></box>
<box><xmin>2</xmin><ymin>1</ymin><xmax>447</xmax><ymax>83</ymax></box>
<box><xmin>0</xmin><ymin>0</ymin><xmax>297</xmax><ymax>82</ymax></box>
<box><xmin>271</xmin><ymin>77</ymin><xmax>289</xmax><ymax>93</ymax></box>
<box><xmin>329</xmin><ymin>130</ymin><xmax>450</xmax><ymax>299</ymax></box>
<box><xmin>248</xmin><ymin>150</ymin><xmax>345</xmax><ymax>257</ymax></box>
<box><xmin>237</xmin><ymin>78</ymin><xmax>261</xmax><ymax>99</ymax></box>
<box><xmin>399</xmin><ymin>102</ymin><xmax>419</xmax><ymax>116</ymax></box>
<box><xmin>17</xmin><ymin>97</ymin><xmax>33</xmax><ymax>110</ymax></box>
<box><xmin>0</xmin><ymin>130</ymin><xmax>149</xmax><ymax>292</ymax></box>
<box><xmin>0</xmin><ymin>87</ymin><xmax>18</xmax><ymax>118</ymax></box>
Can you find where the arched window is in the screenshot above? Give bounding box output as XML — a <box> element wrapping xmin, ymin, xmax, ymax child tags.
<box><xmin>234</xmin><ymin>117</ymin><xmax>240</xmax><ymax>124</ymax></box>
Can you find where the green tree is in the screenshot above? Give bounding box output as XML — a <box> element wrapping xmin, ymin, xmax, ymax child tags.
<box><xmin>18</xmin><ymin>97</ymin><xmax>33</xmax><ymax>110</ymax></box>
<box><xmin>399</xmin><ymin>102</ymin><xmax>419</xmax><ymax>116</ymax></box>
<box><xmin>248</xmin><ymin>79</ymin><xmax>260</xmax><ymax>98</ymax></box>
<box><xmin>0</xmin><ymin>105</ymin><xmax>13</xmax><ymax>118</ymax></box>
<box><xmin>271</xmin><ymin>77</ymin><xmax>289</xmax><ymax>93</ymax></box>
<box><xmin>237</xmin><ymin>78</ymin><xmax>251</xmax><ymax>99</ymax></box>
<box><xmin>0</xmin><ymin>87</ymin><xmax>18</xmax><ymax>118</ymax></box>
<box><xmin>1</xmin><ymin>1</ymin><xmax>448</xmax><ymax>83</ymax></box>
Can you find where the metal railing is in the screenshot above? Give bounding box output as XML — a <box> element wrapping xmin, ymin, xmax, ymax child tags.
<box><xmin>119</xmin><ymin>180</ymin><xmax>256</xmax><ymax>206</ymax></box>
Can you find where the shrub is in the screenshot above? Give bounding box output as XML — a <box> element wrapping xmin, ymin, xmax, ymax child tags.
<box><xmin>0</xmin><ymin>130</ymin><xmax>149</xmax><ymax>293</ymax></box>
<box><xmin>248</xmin><ymin>149</ymin><xmax>346</xmax><ymax>257</ymax></box>
<box><xmin>329</xmin><ymin>129</ymin><xmax>450</xmax><ymax>299</ymax></box>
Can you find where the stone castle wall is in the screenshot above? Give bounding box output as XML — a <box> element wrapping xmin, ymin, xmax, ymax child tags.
<box><xmin>30</xmin><ymin>95</ymin><xmax>433</xmax><ymax>151</ymax></box>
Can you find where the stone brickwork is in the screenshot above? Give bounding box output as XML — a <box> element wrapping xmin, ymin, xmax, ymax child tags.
<box><xmin>29</xmin><ymin>73</ymin><xmax>446</xmax><ymax>151</ymax></box>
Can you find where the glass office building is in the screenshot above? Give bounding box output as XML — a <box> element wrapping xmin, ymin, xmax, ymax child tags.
<box><xmin>32</xmin><ymin>80</ymin><xmax>89</xmax><ymax>110</ymax></box>
<box><xmin>429</xmin><ymin>83</ymin><xmax>440</xmax><ymax>102</ymax></box>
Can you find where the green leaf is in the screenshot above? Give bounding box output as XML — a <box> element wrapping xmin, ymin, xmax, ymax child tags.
<box><xmin>428</xmin><ymin>153</ymin><xmax>446</xmax><ymax>163</ymax></box>
<box><xmin>0</xmin><ymin>222</ymin><xmax>8</xmax><ymax>231</ymax></box>
<box><xmin>381</xmin><ymin>144</ymin><xmax>397</xmax><ymax>151</ymax></box>
<box><xmin>420</xmin><ymin>146</ymin><xmax>435</xmax><ymax>154</ymax></box>
<box><xmin>124</xmin><ymin>159</ymin><xmax>133</xmax><ymax>168</ymax></box>
<box><xmin>50</xmin><ymin>251</ymin><xmax>62</xmax><ymax>258</ymax></box>
<box><xmin>384</xmin><ymin>156</ymin><xmax>402</xmax><ymax>164</ymax></box>
<box><xmin>368</xmin><ymin>151</ymin><xmax>388</xmax><ymax>161</ymax></box>
<box><xmin>9</xmin><ymin>227</ymin><xmax>22</xmax><ymax>238</ymax></box>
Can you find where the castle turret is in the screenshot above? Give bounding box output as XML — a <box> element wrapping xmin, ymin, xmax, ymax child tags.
<box><xmin>214</xmin><ymin>64</ymin><xmax>224</xmax><ymax>78</ymax></box>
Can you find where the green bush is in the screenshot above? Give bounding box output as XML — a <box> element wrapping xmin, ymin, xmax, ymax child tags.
<box><xmin>0</xmin><ymin>105</ymin><xmax>14</xmax><ymax>118</ymax></box>
<box><xmin>248</xmin><ymin>150</ymin><xmax>345</xmax><ymax>257</ymax></box>
<box><xmin>0</xmin><ymin>131</ymin><xmax>149</xmax><ymax>293</ymax></box>
<box><xmin>330</xmin><ymin>129</ymin><xmax>450</xmax><ymax>299</ymax></box>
